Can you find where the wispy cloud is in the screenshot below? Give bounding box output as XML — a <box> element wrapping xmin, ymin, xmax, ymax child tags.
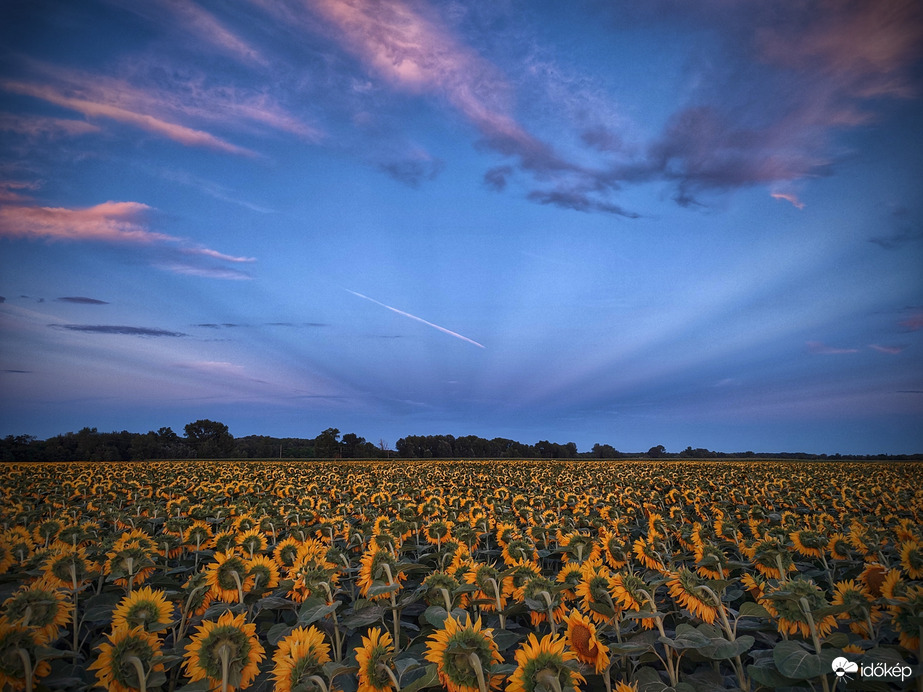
<box><xmin>346</xmin><ymin>289</ymin><xmax>485</xmax><ymax>349</ymax></box>
<box><xmin>1</xmin><ymin>80</ymin><xmax>255</xmax><ymax>155</ymax></box>
<box><xmin>869</xmin><ymin>344</ymin><xmax>905</xmax><ymax>355</ymax></box>
<box><xmin>56</xmin><ymin>297</ymin><xmax>109</xmax><ymax>305</ymax></box>
<box><xmin>0</xmin><ymin>200</ymin><xmax>256</xmax><ymax>279</ymax></box>
<box><xmin>49</xmin><ymin>324</ymin><xmax>187</xmax><ymax>337</ymax></box>
<box><xmin>807</xmin><ymin>340</ymin><xmax>859</xmax><ymax>355</ymax></box>
<box><xmin>770</xmin><ymin>191</ymin><xmax>806</xmax><ymax>210</ymax></box>
<box><xmin>0</xmin><ymin>112</ymin><xmax>100</xmax><ymax>139</ymax></box>
<box><xmin>899</xmin><ymin>312</ymin><xmax>923</xmax><ymax>331</ymax></box>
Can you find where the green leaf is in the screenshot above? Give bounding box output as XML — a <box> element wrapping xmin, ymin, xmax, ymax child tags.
<box><xmin>823</xmin><ymin>632</ymin><xmax>850</xmax><ymax>648</ymax></box>
<box><xmin>400</xmin><ymin>663</ymin><xmax>441</xmax><ymax>692</ymax></box>
<box><xmin>267</xmin><ymin>622</ymin><xmax>294</xmax><ymax>646</ymax></box>
<box><xmin>341</xmin><ymin>604</ymin><xmax>386</xmax><ymax>628</ymax></box>
<box><xmin>422</xmin><ymin>605</ymin><xmax>449</xmax><ymax>628</ymax></box>
<box><xmin>746</xmin><ymin>661</ymin><xmax>802</xmax><ymax>689</ymax></box>
<box><xmin>737</xmin><ymin>601</ymin><xmax>770</xmax><ymax>619</ymax></box>
<box><xmin>298</xmin><ymin>600</ymin><xmax>340</xmax><ymax>626</ymax></box>
<box><xmin>773</xmin><ymin>640</ymin><xmax>825</xmax><ymax>679</ymax></box>
<box><xmin>492</xmin><ymin>629</ymin><xmax>523</xmax><ymax>652</ymax></box>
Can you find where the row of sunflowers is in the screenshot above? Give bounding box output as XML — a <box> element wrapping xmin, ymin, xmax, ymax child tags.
<box><xmin>0</xmin><ymin>460</ymin><xmax>921</xmax><ymax>691</ymax></box>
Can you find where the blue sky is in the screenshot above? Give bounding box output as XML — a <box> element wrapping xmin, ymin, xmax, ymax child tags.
<box><xmin>1</xmin><ymin>0</ymin><xmax>921</xmax><ymax>454</ymax></box>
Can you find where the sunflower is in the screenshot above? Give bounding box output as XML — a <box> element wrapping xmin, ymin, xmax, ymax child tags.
<box><xmin>790</xmin><ymin>530</ymin><xmax>828</xmax><ymax>560</ymax></box>
<box><xmin>464</xmin><ymin>562</ymin><xmax>507</xmax><ymax>612</ymax></box>
<box><xmin>356</xmin><ymin>627</ymin><xmax>397</xmax><ymax>692</ymax></box>
<box><xmin>89</xmin><ymin>624</ymin><xmax>164</xmax><ymax>692</ymax></box>
<box><xmin>631</xmin><ymin>537</ymin><xmax>663</xmax><ymax>572</ymax></box>
<box><xmin>891</xmin><ymin>585</ymin><xmax>923</xmax><ymax>651</ymax></box>
<box><xmin>358</xmin><ymin>548</ymin><xmax>405</xmax><ymax>601</ymax></box>
<box><xmin>238</xmin><ymin>529</ymin><xmax>268</xmax><ymax>559</ymax></box>
<box><xmin>747</xmin><ymin>538</ymin><xmax>796</xmax><ymax>579</ymax></box>
<box><xmin>502</xmin><ymin>539</ymin><xmax>539</xmax><ymax>566</ymax></box>
<box><xmin>204</xmin><ymin>551</ymin><xmax>254</xmax><ymax>603</ymax></box>
<box><xmin>826</xmin><ymin>533</ymin><xmax>851</xmax><ymax>560</ymax></box>
<box><xmin>575</xmin><ymin>562</ymin><xmax>616</xmax><ymax>623</ymax></box>
<box><xmin>666</xmin><ymin>568</ymin><xmax>718</xmax><ymax>624</ymax></box>
<box><xmin>42</xmin><ymin>545</ymin><xmax>94</xmax><ymax>591</ymax></box>
<box><xmin>507</xmin><ymin>633</ymin><xmax>585</xmax><ymax>692</ymax></box>
<box><xmin>104</xmin><ymin>544</ymin><xmax>156</xmax><ymax>589</ymax></box>
<box><xmin>502</xmin><ymin>560</ymin><xmax>542</xmax><ymax>600</ymax></box>
<box><xmin>272</xmin><ymin>625</ymin><xmax>332</xmax><ymax>692</ymax></box>
<box><xmin>111</xmin><ymin>586</ymin><xmax>173</xmax><ymax>633</ymax></box>
<box><xmin>183</xmin><ymin>610</ymin><xmax>265</xmax><ymax>692</ymax></box>
<box><xmin>1</xmin><ymin>577</ymin><xmax>71</xmax><ymax>643</ymax></box>
<box><xmin>425</xmin><ymin>615</ymin><xmax>503</xmax><ymax>692</ymax></box>
<box><xmin>858</xmin><ymin>563</ymin><xmax>888</xmax><ymax>597</ymax></box>
<box><xmin>564</xmin><ymin>610</ymin><xmax>609</xmax><ymax>674</ymax></box>
<box><xmin>899</xmin><ymin>539</ymin><xmax>923</xmax><ymax>579</ymax></box>
<box><xmin>0</xmin><ymin>622</ymin><xmax>51</xmax><ymax>690</ymax></box>
<box><xmin>247</xmin><ymin>555</ymin><xmax>281</xmax><ymax>595</ymax></box>
<box><xmin>273</xmin><ymin>536</ymin><xmax>302</xmax><ymax>569</ymax></box>
<box><xmin>521</xmin><ymin>576</ymin><xmax>567</xmax><ymax>626</ymax></box>
<box><xmin>555</xmin><ymin>563</ymin><xmax>583</xmax><ymax>600</ymax></box>
<box><xmin>423</xmin><ymin>571</ymin><xmax>465</xmax><ymax>609</ymax></box>
<box><xmin>762</xmin><ymin>577</ymin><xmax>836</xmax><ymax>639</ymax></box>
<box><xmin>831</xmin><ymin>580</ymin><xmax>882</xmax><ymax>637</ymax></box>
<box><xmin>598</xmin><ymin>529</ymin><xmax>629</xmax><ymax>570</ymax></box>
<box><xmin>610</xmin><ymin>572</ymin><xmax>656</xmax><ymax>630</ymax></box>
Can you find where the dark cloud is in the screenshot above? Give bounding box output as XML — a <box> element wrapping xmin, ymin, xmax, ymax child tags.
<box><xmin>526</xmin><ymin>189</ymin><xmax>640</xmax><ymax>218</ymax></box>
<box><xmin>49</xmin><ymin>324</ymin><xmax>188</xmax><ymax>337</ymax></box>
<box><xmin>264</xmin><ymin>322</ymin><xmax>328</xmax><ymax>328</ymax></box>
<box><xmin>483</xmin><ymin>166</ymin><xmax>513</xmax><ymax>191</ymax></box>
<box><xmin>57</xmin><ymin>296</ymin><xmax>109</xmax><ymax>304</ymax></box>
<box><xmin>0</xmin><ymin>296</ymin><xmax>5</xmax><ymax>303</ymax></box>
<box><xmin>580</xmin><ymin>127</ymin><xmax>623</xmax><ymax>153</ymax></box>
<box><xmin>378</xmin><ymin>157</ymin><xmax>445</xmax><ymax>188</ymax></box>
<box><xmin>194</xmin><ymin>323</ymin><xmax>243</xmax><ymax>328</ymax></box>
<box><xmin>2</xmin><ymin>369</ymin><xmax>31</xmax><ymax>373</ymax></box>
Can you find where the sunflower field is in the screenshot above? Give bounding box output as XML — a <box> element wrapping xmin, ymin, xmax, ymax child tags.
<box><xmin>0</xmin><ymin>460</ymin><xmax>921</xmax><ymax>692</ymax></box>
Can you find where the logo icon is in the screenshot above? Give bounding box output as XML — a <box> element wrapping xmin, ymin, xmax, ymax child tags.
<box><xmin>832</xmin><ymin>657</ymin><xmax>858</xmax><ymax>681</ymax></box>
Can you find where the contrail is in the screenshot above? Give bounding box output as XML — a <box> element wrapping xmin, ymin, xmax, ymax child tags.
<box><xmin>346</xmin><ymin>289</ymin><xmax>485</xmax><ymax>349</ymax></box>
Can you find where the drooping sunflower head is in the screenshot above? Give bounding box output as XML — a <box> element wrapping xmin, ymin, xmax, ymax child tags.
<box><xmin>423</xmin><ymin>571</ymin><xmax>461</xmax><ymax>607</ymax></box>
<box><xmin>89</xmin><ymin>623</ymin><xmax>164</xmax><ymax>692</ymax></box>
<box><xmin>0</xmin><ymin>622</ymin><xmax>52</xmax><ymax>690</ymax></box>
<box><xmin>358</xmin><ymin>548</ymin><xmax>404</xmax><ymax>600</ymax></box>
<box><xmin>356</xmin><ymin>627</ymin><xmax>396</xmax><ymax>692</ymax></box>
<box><xmin>507</xmin><ymin>633</ymin><xmax>585</xmax><ymax>692</ymax></box>
<box><xmin>425</xmin><ymin>615</ymin><xmax>502</xmax><ymax>692</ymax></box>
<box><xmin>1</xmin><ymin>578</ymin><xmax>71</xmax><ymax>643</ymax></box>
<box><xmin>272</xmin><ymin>625</ymin><xmax>332</xmax><ymax>692</ymax></box>
<box><xmin>891</xmin><ymin>586</ymin><xmax>923</xmax><ymax>651</ymax></box>
<box><xmin>763</xmin><ymin>577</ymin><xmax>836</xmax><ymax>640</ymax></box>
<box><xmin>666</xmin><ymin>568</ymin><xmax>717</xmax><ymax>625</ymax></box>
<box><xmin>790</xmin><ymin>530</ymin><xmax>828</xmax><ymax>560</ymax></box>
<box><xmin>42</xmin><ymin>545</ymin><xmax>93</xmax><ymax>590</ymax></box>
<box><xmin>111</xmin><ymin>586</ymin><xmax>173</xmax><ymax>633</ymax></box>
<box><xmin>564</xmin><ymin>609</ymin><xmax>609</xmax><ymax>674</ymax></box>
<box><xmin>899</xmin><ymin>539</ymin><xmax>923</xmax><ymax>579</ymax></box>
<box><xmin>575</xmin><ymin>562</ymin><xmax>615</xmax><ymax>623</ymax></box>
<box><xmin>183</xmin><ymin>610</ymin><xmax>265</xmax><ymax>692</ymax></box>
<box><xmin>205</xmin><ymin>551</ymin><xmax>254</xmax><ymax>603</ymax></box>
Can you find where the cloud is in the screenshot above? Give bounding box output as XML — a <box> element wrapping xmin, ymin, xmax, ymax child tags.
<box><xmin>526</xmin><ymin>189</ymin><xmax>640</xmax><ymax>218</ymax></box>
<box><xmin>194</xmin><ymin>323</ymin><xmax>243</xmax><ymax>329</ymax></box>
<box><xmin>346</xmin><ymin>288</ymin><xmax>485</xmax><ymax>348</ymax></box>
<box><xmin>0</xmin><ymin>180</ymin><xmax>41</xmax><ymax>203</ymax></box>
<box><xmin>0</xmin><ymin>200</ymin><xmax>256</xmax><ymax>279</ymax></box>
<box><xmin>869</xmin><ymin>344</ymin><xmax>905</xmax><ymax>354</ymax></box>
<box><xmin>0</xmin><ymin>112</ymin><xmax>101</xmax><ymax>140</ymax></box>
<box><xmin>2</xmin><ymin>369</ymin><xmax>31</xmax><ymax>373</ymax></box>
<box><xmin>1</xmin><ymin>80</ymin><xmax>256</xmax><ymax>156</ymax></box>
<box><xmin>770</xmin><ymin>191</ymin><xmax>806</xmax><ymax>210</ymax></box>
<box><xmin>0</xmin><ymin>296</ymin><xmax>5</xmax><ymax>303</ymax></box>
<box><xmin>899</xmin><ymin>312</ymin><xmax>923</xmax><ymax>331</ymax></box>
<box><xmin>378</xmin><ymin>155</ymin><xmax>445</xmax><ymax>187</ymax></box>
<box><xmin>868</xmin><ymin>226</ymin><xmax>923</xmax><ymax>249</ymax></box>
<box><xmin>483</xmin><ymin>166</ymin><xmax>513</xmax><ymax>191</ymax></box>
<box><xmin>806</xmin><ymin>340</ymin><xmax>859</xmax><ymax>355</ymax></box>
<box><xmin>56</xmin><ymin>297</ymin><xmax>109</xmax><ymax>305</ymax></box>
<box><xmin>49</xmin><ymin>324</ymin><xmax>187</xmax><ymax>337</ymax></box>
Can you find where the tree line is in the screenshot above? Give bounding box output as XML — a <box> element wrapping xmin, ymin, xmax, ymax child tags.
<box><xmin>1</xmin><ymin>420</ymin><xmax>919</xmax><ymax>461</ymax></box>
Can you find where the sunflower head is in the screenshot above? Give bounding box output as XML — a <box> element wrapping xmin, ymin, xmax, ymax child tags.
<box><xmin>763</xmin><ymin>577</ymin><xmax>836</xmax><ymax>639</ymax></box>
<box><xmin>89</xmin><ymin>624</ymin><xmax>165</xmax><ymax>692</ymax></box>
<box><xmin>507</xmin><ymin>633</ymin><xmax>585</xmax><ymax>692</ymax></box>
<box><xmin>356</xmin><ymin>627</ymin><xmax>396</xmax><ymax>692</ymax></box>
<box><xmin>564</xmin><ymin>610</ymin><xmax>609</xmax><ymax>674</ymax></box>
<box><xmin>111</xmin><ymin>586</ymin><xmax>173</xmax><ymax>633</ymax></box>
<box><xmin>425</xmin><ymin>615</ymin><xmax>503</xmax><ymax>692</ymax></box>
<box><xmin>0</xmin><ymin>622</ymin><xmax>52</xmax><ymax>690</ymax></box>
<box><xmin>183</xmin><ymin>610</ymin><xmax>265</xmax><ymax>692</ymax></box>
<box><xmin>272</xmin><ymin>625</ymin><xmax>332</xmax><ymax>692</ymax></box>
<box><xmin>666</xmin><ymin>568</ymin><xmax>718</xmax><ymax>625</ymax></box>
<box><xmin>1</xmin><ymin>578</ymin><xmax>71</xmax><ymax>643</ymax></box>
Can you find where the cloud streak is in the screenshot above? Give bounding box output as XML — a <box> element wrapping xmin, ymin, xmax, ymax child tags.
<box><xmin>0</xmin><ymin>200</ymin><xmax>255</xmax><ymax>278</ymax></box>
<box><xmin>49</xmin><ymin>324</ymin><xmax>187</xmax><ymax>337</ymax></box>
<box><xmin>346</xmin><ymin>289</ymin><xmax>485</xmax><ymax>349</ymax></box>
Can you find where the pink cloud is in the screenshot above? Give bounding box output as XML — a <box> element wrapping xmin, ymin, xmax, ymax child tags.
<box><xmin>0</xmin><ymin>201</ymin><xmax>171</xmax><ymax>243</ymax></box>
<box><xmin>1</xmin><ymin>80</ymin><xmax>255</xmax><ymax>155</ymax></box>
<box><xmin>770</xmin><ymin>191</ymin><xmax>805</xmax><ymax>209</ymax></box>
<box><xmin>806</xmin><ymin>340</ymin><xmax>859</xmax><ymax>355</ymax></box>
<box><xmin>0</xmin><ymin>200</ymin><xmax>256</xmax><ymax>278</ymax></box>
<box><xmin>900</xmin><ymin>312</ymin><xmax>923</xmax><ymax>331</ymax></box>
<box><xmin>157</xmin><ymin>0</ymin><xmax>269</xmax><ymax>67</ymax></box>
<box><xmin>0</xmin><ymin>112</ymin><xmax>100</xmax><ymax>139</ymax></box>
<box><xmin>869</xmin><ymin>344</ymin><xmax>905</xmax><ymax>355</ymax></box>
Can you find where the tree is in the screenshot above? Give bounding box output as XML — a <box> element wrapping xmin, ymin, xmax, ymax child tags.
<box><xmin>315</xmin><ymin>428</ymin><xmax>341</xmax><ymax>458</ymax></box>
<box><xmin>647</xmin><ymin>445</ymin><xmax>666</xmax><ymax>459</ymax></box>
<box><xmin>592</xmin><ymin>443</ymin><xmax>618</xmax><ymax>459</ymax></box>
<box><xmin>184</xmin><ymin>420</ymin><xmax>234</xmax><ymax>458</ymax></box>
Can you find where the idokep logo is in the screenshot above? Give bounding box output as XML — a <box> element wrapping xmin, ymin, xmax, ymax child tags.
<box><xmin>831</xmin><ymin>656</ymin><xmax>914</xmax><ymax>684</ymax></box>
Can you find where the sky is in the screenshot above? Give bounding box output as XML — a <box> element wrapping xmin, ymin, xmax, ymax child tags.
<box><xmin>1</xmin><ymin>0</ymin><xmax>922</xmax><ymax>455</ymax></box>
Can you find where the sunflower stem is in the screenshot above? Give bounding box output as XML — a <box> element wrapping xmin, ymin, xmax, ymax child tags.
<box><xmin>467</xmin><ymin>652</ymin><xmax>487</xmax><ymax>692</ymax></box>
<box><xmin>308</xmin><ymin>674</ymin><xmax>330</xmax><ymax>692</ymax></box>
<box><xmin>799</xmin><ymin>597</ymin><xmax>830</xmax><ymax>692</ymax></box>
<box><xmin>439</xmin><ymin>587</ymin><xmax>453</xmax><ymax>613</ymax></box>
<box><xmin>536</xmin><ymin>668</ymin><xmax>563</xmax><ymax>692</ymax></box>
<box><xmin>126</xmin><ymin>655</ymin><xmax>149</xmax><ymax>692</ymax></box>
<box><xmin>539</xmin><ymin>591</ymin><xmax>556</xmax><ymax>635</ymax></box>
<box><xmin>15</xmin><ymin>648</ymin><xmax>33</xmax><ymax>692</ymax></box>
<box><xmin>486</xmin><ymin>578</ymin><xmax>505</xmax><ymax>629</ymax></box>
<box><xmin>382</xmin><ymin>563</ymin><xmax>401</xmax><ymax>651</ymax></box>
<box><xmin>321</xmin><ymin>582</ymin><xmax>343</xmax><ymax>662</ymax></box>
<box><xmin>230</xmin><ymin>569</ymin><xmax>245</xmax><ymax>604</ymax></box>
<box><xmin>219</xmin><ymin>643</ymin><xmax>231</xmax><ymax>692</ymax></box>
